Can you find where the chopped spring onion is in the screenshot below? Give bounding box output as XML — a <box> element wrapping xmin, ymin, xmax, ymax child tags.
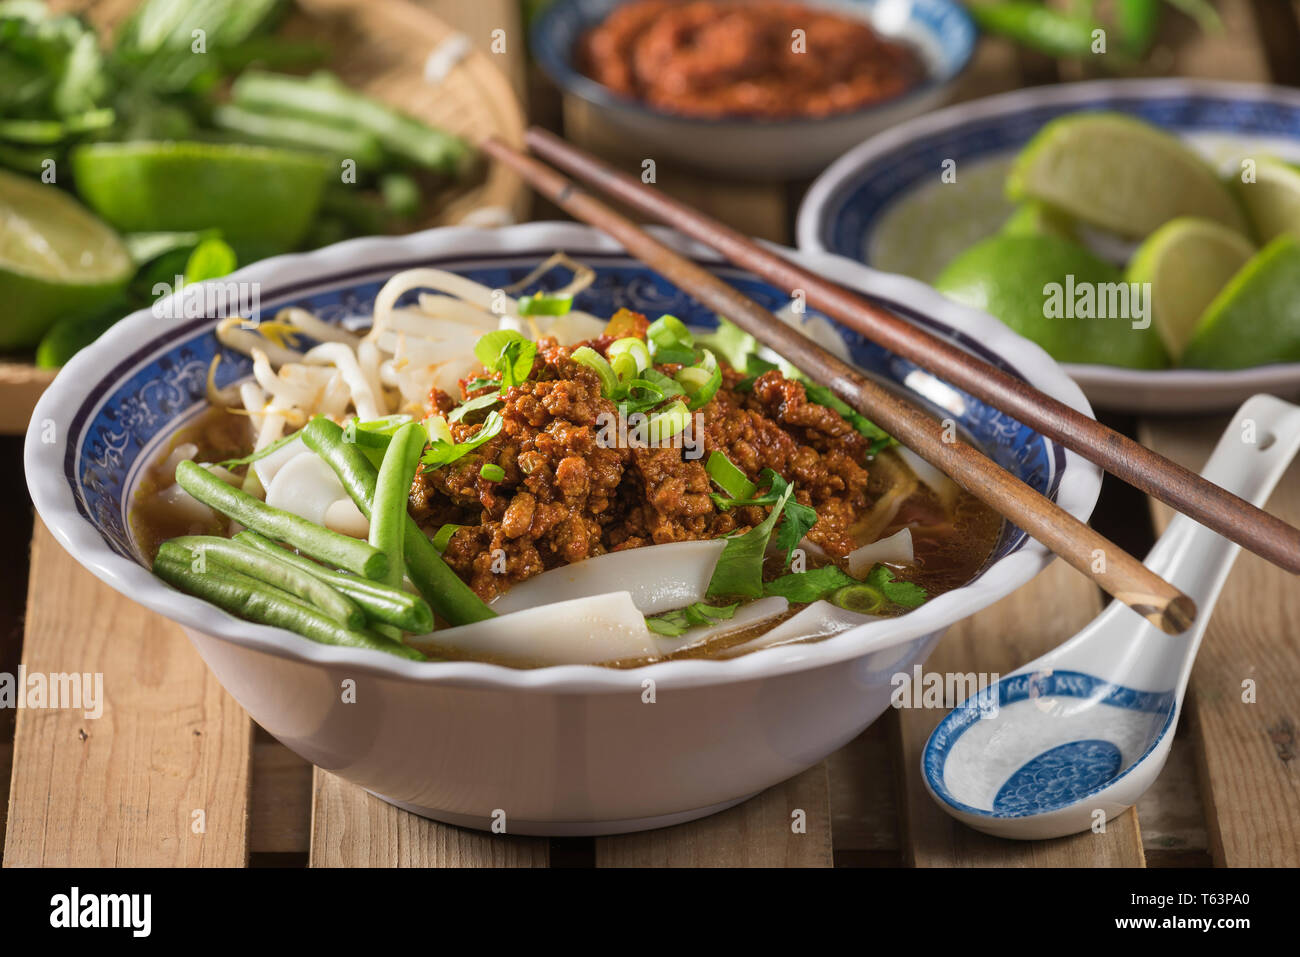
<box><xmin>647</xmin><ymin>314</ymin><xmax>693</xmax><ymax>348</ymax></box>
<box><xmin>676</xmin><ymin>349</ymin><xmax>722</xmax><ymax>409</ymax></box>
<box><xmin>642</xmin><ymin>400</ymin><xmax>691</xmax><ymax>444</ymax></box>
<box><xmin>448</xmin><ymin>392</ymin><xmax>501</xmax><ymax>422</ymax></box>
<box><xmin>430</xmin><ymin>524</ymin><xmax>462</xmax><ymax>553</ymax></box>
<box><xmin>706</xmin><ymin>450</ymin><xmax>757</xmax><ymax>501</ymax></box>
<box><xmin>831</xmin><ymin>583</ymin><xmax>882</xmax><ymax>614</ymax></box>
<box><xmin>607</xmin><ymin>337</ymin><xmax>651</xmax><ymax>381</ymax></box>
<box><xmin>480</xmin><ymin>463</ymin><xmax>505</xmax><ymax>482</ymax></box>
<box><xmin>708</xmin><ymin>467</ymin><xmax>818</xmax><ymax>569</ymax></box>
<box><xmin>620</xmin><ymin>369</ymin><xmax>685</xmax><ymax>415</ymax></box>
<box><xmin>571</xmin><ymin>345</ymin><xmax>620</xmax><ymax>397</ymax></box>
<box><xmin>516</xmin><ymin>292</ymin><xmax>573</xmax><ymax>316</ymax></box>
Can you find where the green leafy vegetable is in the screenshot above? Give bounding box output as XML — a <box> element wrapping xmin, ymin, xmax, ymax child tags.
<box><xmin>421</xmin><ymin>411</ymin><xmax>503</xmax><ymax>469</ymax></box>
<box><xmin>447</xmin><ymin>391</ymin><xmax>501</xmax><ymax>423</ymax></box>
<box><xmin>474</xmin><ymin>330</ymin><xmax>536</xmax><ymax>390</ymax></box>
<box><xmin>706</xmin><ymin>477</ymin><xmax>796</xmax><ymax>600</ymax></box>
<box><xmin>862</xmin><ymin>564</ymin><xmax>927</xmax><ymax>609</ymax></box>
<box><xmin>763</xmin><ymin>565</ymin><xmax>857</xmax><ymax>603</ymax></box>
<box><xmin>646</xmin><ymin>600</ymin><xmax>739</xmax><ymax>637</ymax></box>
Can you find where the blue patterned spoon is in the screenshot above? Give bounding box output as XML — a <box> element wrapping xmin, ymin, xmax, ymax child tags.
<box><xmin>922</xmin><ymin>394</ymin><xmax>1300</xmax><ymax>840</ymax></box>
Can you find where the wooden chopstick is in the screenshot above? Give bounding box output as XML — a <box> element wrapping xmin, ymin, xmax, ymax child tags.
<box><xmin>521</xmin><ymin>126</ymin><xmax>1300</xmax><ymax>577</ymax></box>
<box><xmin>481</xmin><ymin>137</ymin><xmax>1197</xmax><ymax>635</ymax></box>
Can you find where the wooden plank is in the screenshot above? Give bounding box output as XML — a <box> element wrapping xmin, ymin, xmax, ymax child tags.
<box><xmin>0</xmin><ymin>363</ymin><xmax>54</xmax><ymax>437</ymax></box>
<box><xmin>595</xmin><ymin>763</ymin><xmax>833</xmax><ymax>867</ymax></box>
<box><xmin>249</xmin><ymin>735</ymin><xmax>313</xmax><ymax>855</ymax></box>
<box><xmin>1140</xmin><ymin>417</ymin><xmax>1300</xmax><ymax>867</ymax></box>
<box><xmin>308</xmin><ymin>770</ymin><xmax>549</xmax><ymax>867</ymax></box>
<box><xmin>4</xmin><ymin>521</ymin><xmax>252</xmax><ymax>866</ymax></box>
<box><xmin>895</xmin><ymin>560</ymin><xmax>1147</xmax><ymax>866</ymax></box>
<box><xmin>826</xmin><ymin>719</ymin><xmax>900</xmax><ymax>860</ymax></box>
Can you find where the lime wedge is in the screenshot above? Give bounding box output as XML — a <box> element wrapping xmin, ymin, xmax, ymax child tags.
<box><xmin>1007</xmin><ymin>113</ymin><xmax>1248</xmax><ymax>238</ymax></box>
<box><xmin>935</xmin><ymin>233</ymin><xmax>1168</xmax><ymax>369</ymax></box>
<box><xmin>71</xmin><ymin>141</ymin><xmax>332</xmax><ymax>258</ymax></box>
<box><xmin>1182</xmin><ymin>234</ymin><xmax>1300</xmax><ymax>369</ymax></box>
<box><xmin>0</xmin><ymin>168</ymin><xmax>133</xmax><ymax>350</ymax></box>
<box><xmin>1125</xmin><ymin>217</ymin><xmax>1255</xmax><ymax>362</ymax></box>
<box><xmin>1233</xmin><ymin>155</ymin><xmax>1300</xmax><ymax>244</ymax></box>
<box><xmin>1000</xmin><ymin>201</ymin><xmax>1077</xmax><ymax>241</ymax></box>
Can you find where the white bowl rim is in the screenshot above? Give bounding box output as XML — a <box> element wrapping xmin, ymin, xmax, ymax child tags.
<box><xmin>25</xmin><ymin>221</ymin><xmax>1100</xmax><ymax>694</ymax></box>
<box><xmin>530</xmin><ymin>0</ymin><xmax>976</xmax><ymax>130</ymax></box>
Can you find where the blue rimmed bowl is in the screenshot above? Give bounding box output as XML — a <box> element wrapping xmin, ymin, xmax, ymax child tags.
<box><xmin>531</xmin><ymin>0</ymin><xmax>976</xmax><ymax>179</ymax></box>
<box><xmin>24</xmin><ymin>222</ymin><xmax>1099</xmax><ymax>834</ymax></box>
<box><xmin>797</xmin><ymin>78</ymin><xmax>1300</xmax><ymax>413</ymax></box>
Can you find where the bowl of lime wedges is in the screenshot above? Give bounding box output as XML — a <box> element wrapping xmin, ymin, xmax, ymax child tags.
<box><xmin>797</xmin><ymin>79</ymin><xmax>1300</xmax><ymax>413</ymax></box>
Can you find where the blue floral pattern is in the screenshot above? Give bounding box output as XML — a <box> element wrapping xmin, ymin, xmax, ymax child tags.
<box><xmin>924</xmin><ymin>669</ymin><xmax>1177</xmax><ymax>818</ymax></box>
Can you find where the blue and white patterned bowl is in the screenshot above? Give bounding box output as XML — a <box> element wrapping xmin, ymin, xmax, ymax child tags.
<box><xmin>531</xmin><ymin>0</ymin><xmax>976</xmax><ymax>179</ymax></box>
<box><xmin>23</xmin><ymin>223</ymin><xmax>1100</xmax><ymax>834</ymax></box>
<box><xmin>797</xmin><ymin>78</ymin><xmax>1300</xmax><ymax>413</ymax></box>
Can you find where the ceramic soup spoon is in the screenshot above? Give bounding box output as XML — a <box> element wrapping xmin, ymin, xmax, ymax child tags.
<box><xmin>921</xmin><ymin>394</ymin><xmax>1300</xmax><ymax>840</ymax></box>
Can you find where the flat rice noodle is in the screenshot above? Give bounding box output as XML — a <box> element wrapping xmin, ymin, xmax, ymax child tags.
<box><xmin>408</xmin><ymin>591</ymin><xmax>655</xmax><ymax>665</ymax></box>
<box><xmin>489</xmin><ymin>540</ymin><xmax>727</xmax><ymax>616</ymax></box>
<box><xmin>721</xmin><ymin>600</ymin><xmax>881</xmax><ymax>657</ymax></box>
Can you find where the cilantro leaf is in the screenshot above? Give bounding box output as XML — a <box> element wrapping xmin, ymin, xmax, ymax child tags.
<box><xmin>646</xmin><ymin>600</ymin><xmax>739</xmax><ymax>637</ymax></box>
<box><xmin>474</xmin><ymin>330</ymin><xmax>536</xmax><ymax>389</ymax></box>
<box><xmin>421</xmin><ymin>411</ymin><xmax>503</xmax><ymax>469</ymax></box>
<box><xmin>864</xmin><ymin>564</ymin><xmax>928</xmax><ymax>609</ymax></box>
<box><xmin>762</xmin><ymin>565</ymin><xmax>857</xmax><ymax>603</ymax></box>
<box><xmin>447</xmin><ymin>391</ymin><xmax>501</xmax><ymax>423</ymax></box>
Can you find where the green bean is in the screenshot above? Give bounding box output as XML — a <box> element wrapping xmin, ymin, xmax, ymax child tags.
<box><xmin>969</xmin><ymin>2</ymin><xmax>1103</xmax><ymax>57</ymax></box>
<box><xmin>371</xmin><ymin>422</ymin><xmax>428</xmax><ymax>587</ymax></box>
<box><xmin>175</xmin><ymin>460</ymin><xmax>387</xmax><ymax>580</ymax></box>
<box><xmin>231</xmin><ymin>70</ymin><xmax>471</xmax><ymax>175</ymax></box>
<box><xmin>153</xmin><ymin>546</ymin><xmax>424</xmax><ymax>660</ymax></box>
<box><xmin>167</xmin><ymin>535</ymin><xmax>364</xmax><ymax>629</ymax></box>
<box><xmin>235</xmin><ymin>532</ymin><xmax>435</xmax><ymax>634</ymax></box>
<box><xmin>302</xmin><ymin>417</ymin><xmax>496</xmax><ymax>626</ymax></box>
<box><xmin>211</xmin><ymin>103</ymin><xmax>387</xmax><ymax>167</ymax></box>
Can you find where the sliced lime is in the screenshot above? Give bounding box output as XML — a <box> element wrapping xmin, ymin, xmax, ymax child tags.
<box><xmin>0</xmin><ymin>168</ymin><xmax>132</xmax><ymax>350</ymax></box>
<box><xmin>1233</xmin><ymin>155</ymin><xmax>1300</xmax><ymax>244</ymax></box>
<box><xmin>1007</xmin><ymin>113</ymin><xmax>1248</xmax><ymax>238</ymax></box>
<box><xmin>935</xmin><ymin>233</ymin><xmax>1168</xmax><ymax>369</ymax></box>
<box><xmin>71</xmin><ymin>141</ymin><xmax>332</xmax><ymax>258</ymax></box>
<box><xmin>1182</xmin><ymin>235</ymin><xmax>1300</xmax><ymax>369</ymax></box>
<box><xmin>1125</xmin><ymin>217</ymin><xmax>1255</xmax><ymax>362</ymax></box>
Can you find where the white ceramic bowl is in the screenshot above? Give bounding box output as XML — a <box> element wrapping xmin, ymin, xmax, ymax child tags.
<box><xmin>531</xmin><ymin>0</ymin><xmax>977</xmax><ymax>180</ymax></box>
<box><xmin>25</xmin><ymin>223</ymin><xmax>1100</xmax><ymax>835</ymax></box>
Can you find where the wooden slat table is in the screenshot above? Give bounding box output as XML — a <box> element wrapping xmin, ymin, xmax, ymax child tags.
<box><xmin>4</xmin><ymin>0</ymin><xmax>1299</xmax><ymax>868</ymax></box>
